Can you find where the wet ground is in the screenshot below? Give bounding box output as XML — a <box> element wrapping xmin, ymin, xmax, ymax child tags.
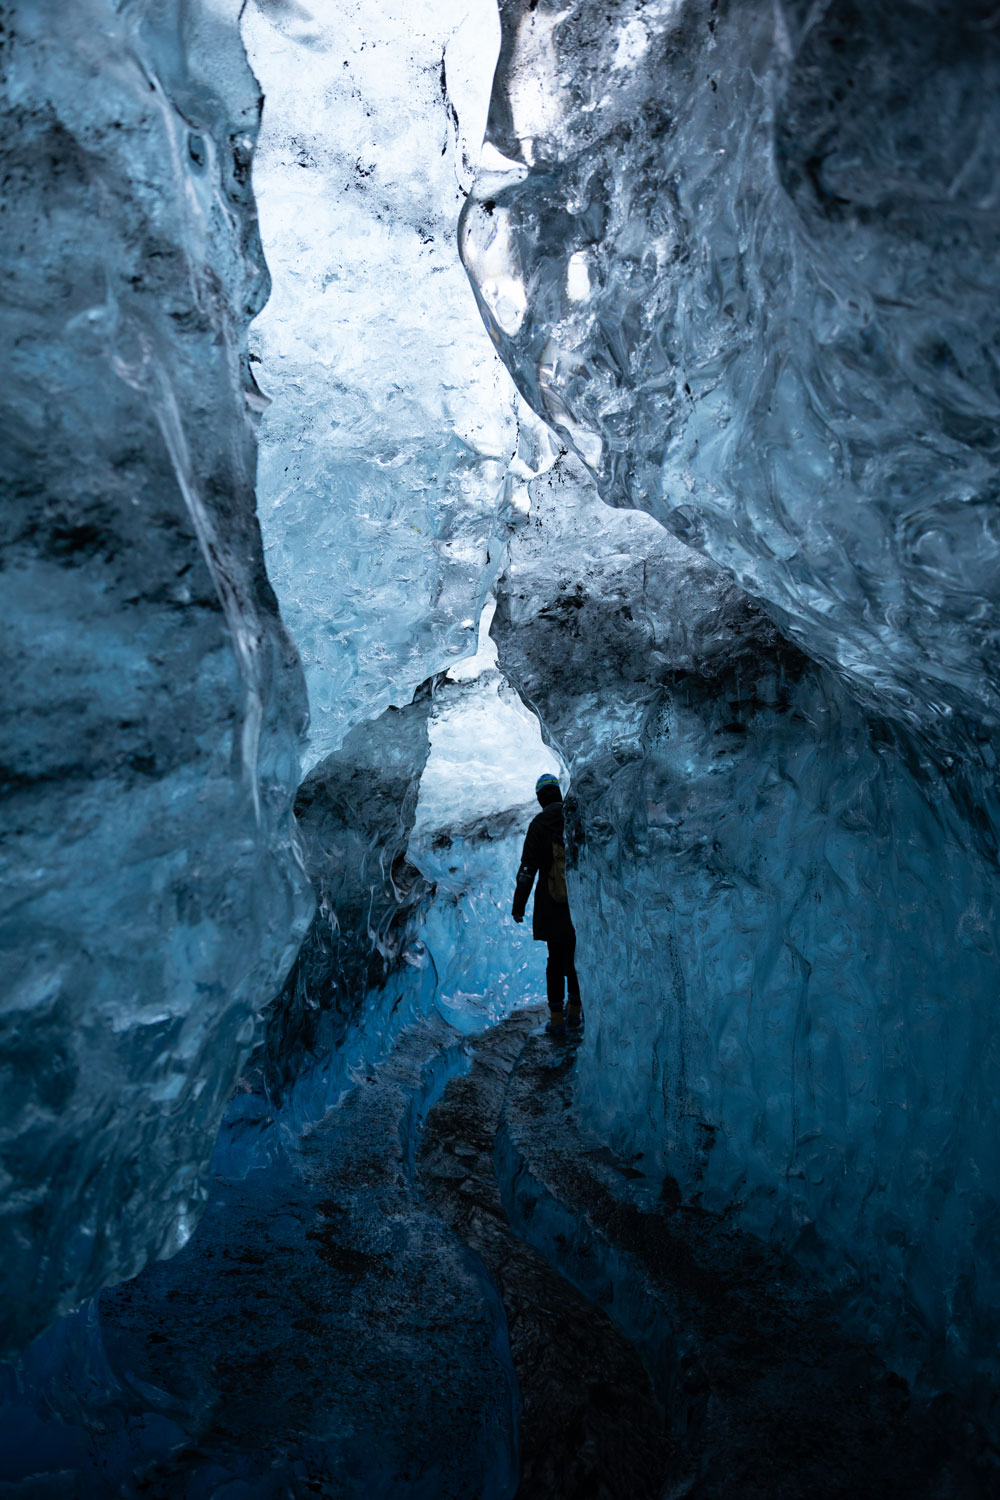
<box><xmin>1</xmin><ymin>1008</ymin><xmax>997</xmax><ymax>1497</ymax></box>
<box><xmin>435</xmin><ymin>1013</ymin><xmax>997</xmax><ymax>1500</ymax></box>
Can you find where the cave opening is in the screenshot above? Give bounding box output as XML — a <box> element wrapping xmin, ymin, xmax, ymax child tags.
<box><xmin>2</xmin><ymin>0</ymin><xmax>1000</xmax><ymax>1495</ymax></box>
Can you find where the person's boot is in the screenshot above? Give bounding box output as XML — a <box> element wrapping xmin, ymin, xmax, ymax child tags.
<box><xmin>566</xmin><ymin>1000</ymin><xmax>583</xmax><ymax>1027</ymax></box>
<box><xmin>546</xmin><ymin>1005</ymin><xmax>566</xmax><ymax>1034</ymax></box>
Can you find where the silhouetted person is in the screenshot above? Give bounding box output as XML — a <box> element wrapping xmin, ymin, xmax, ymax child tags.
<box><xmin>512</xmin><ymin>774</ymin><xmax>582</xmax><ymax>1033</ymax></box>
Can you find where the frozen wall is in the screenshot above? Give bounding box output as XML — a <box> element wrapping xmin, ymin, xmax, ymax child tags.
<box><xmin>467</xmin><ymin>0</ymin><xmax>1000</xmax><ymax>1400</ymax></box>
<box><xmin>0</xmin><ymin>0</ymin><xmax>312</xmax><ymax>1355</ymax></box>
<box><xmin>493</xmin><ymin>453</ymin><xmax>1000</xmax><ymax>1403</ymax></box>
<box><xmin>255</xmin><ymin>678</ymin><xmax>439</xmax><ymax>1134</ymax></box>
<box><xmin>248</xmin><ymin>606</ymin><xmax>561</xmax><ymax>1148</ymax></box>
<box><xmin>408</xmin><ymin>603</ymin><xmax>561</xmax><ymax>1028</ymax></box>
<box><xmin>463</xmin><ymin>0</ymin><xmax>1000</xmax><ymax>734</ymax></box>
<box><xmin>242</xmin><ymin>0</ymin><xmax>526</xmax><ymax>766</ymax></box>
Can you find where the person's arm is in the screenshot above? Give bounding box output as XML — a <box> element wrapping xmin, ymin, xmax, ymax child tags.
<box><xmin>512</xmin><ymin>822</ymin><xmax>540</xmax><ymax>923</ymax></box>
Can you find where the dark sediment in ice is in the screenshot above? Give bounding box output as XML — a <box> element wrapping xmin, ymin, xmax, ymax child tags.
<box><xmin>419</xmin><ymin>1008</ymin><xmax>671</xmax><ymax>1499</ymax></box>
<box><xmin>497</xmin><ymin>1028</ymin><xmax>996</xmax><ymax>1499</ymax></box>
<box><xmin>4</xmin><ymin>1010</ymin><xmax>995</xmax><ymax>1496</ymax></box>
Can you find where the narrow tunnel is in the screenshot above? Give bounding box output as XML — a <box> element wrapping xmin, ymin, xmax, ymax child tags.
<box><xmin>2</xmin><ymin>0</ymin><xmax>1000</xmax><ymax>1496</ymax></box>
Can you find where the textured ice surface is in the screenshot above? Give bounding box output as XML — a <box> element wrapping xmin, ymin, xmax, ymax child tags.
<box><xmin>468</xmin><ymin>0</ymin><xmax>1000</xmax><ymax>1394</ymax></box>
<box><xmin>463</xmin><ymin>0</ymin><xmax>1000</xmax><ymax>732</ymax></box>
<box><xmin>409</xmin><ymin>607</ymin><xmax>561</xmax><ymax>1030</ymax></box>
<box><xmin>0</xmin><ymin>0</ymin><xmax>311</xmax><ymax>1355</ymax></box>
<box><xmin>493</xmin><ymin>455</ymin><xmax>1000</xmax><ymax>1397</ymax></box>
<box><xmin>242</xmin><ymin>0</ymin><xmax>525</xmax><ymax>766</ymax></box>
<box><xmin>256</xmin><ymin>678</ymin><xmax>439</xmax><ymax>1134</ymax></box>
<box><xmin>249</xmin><ymin>610</ymin><xmax>560</xmax><ymax>1149</ymax></box>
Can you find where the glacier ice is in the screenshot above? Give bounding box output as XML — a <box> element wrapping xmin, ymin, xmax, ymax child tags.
<box><xmin>246</xmin><ymin>605</ymin><xmax>562</xmax><ymax>1150</ymax></box>
<box><xmin>0</xmin><ymin>0</ymin><xmax>311</xmax><ymax>1356</ymax></box>
<box><xmin>464</xmin><ymin>0</ymin><xmax>1000</xmax><ymax>1402</ymax></box>
<box><xmin>462</xmin><ymin>0</ymin><xmax>1000</xmax><ymax>733</ymax></box>
<box><xmin>4</xmin><ymin>0</ymin><xmax>1000</xmax><ymax>1474</ymax></box>
<box><xmin>242</xmin><ymin>0</ymin><xmax>526</xmax><ymax>767</ymax></box>
<box><xmin>255</xmin><ymin>677</ymin><xmax>439</xmax><ymax>1132</ymax></box>
<box><xmin>492</xmin><ymin>452</ymin><xmax>1000</xmax><ymax>1398</ymax></box>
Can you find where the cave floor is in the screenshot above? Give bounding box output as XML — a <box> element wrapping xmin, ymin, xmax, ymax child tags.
<box><xmin>426</xmin><ymin>1011</ymin><xmax>997</xmax><ymax>1500</ymax></box>
<box><xmin>4</xmin><ymin>1010</ymin><xmax>996</xmax><ymax>1498</ymax></box>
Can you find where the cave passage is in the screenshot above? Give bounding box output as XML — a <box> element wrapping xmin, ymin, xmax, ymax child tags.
<box><xmin>3</xmin><ymin>0</ymin><xmax>1000</xmax><ymax>1496</ymax></box>
<box><xmin>0</xmin><ymin>1007</ymin><xmax>991</xmax><ymax>1496</ymax></box>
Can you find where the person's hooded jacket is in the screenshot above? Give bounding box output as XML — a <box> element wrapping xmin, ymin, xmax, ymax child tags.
<box><xmin>512</xmin><ymin>793</ymin><xmax>574</xmax><ymax>942</ymax></box>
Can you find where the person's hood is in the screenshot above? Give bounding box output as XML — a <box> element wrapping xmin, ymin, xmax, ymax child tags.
<box><xmin>534</xmin><ymin>801</ymin><xmax>564</xmax><ymax>831</ymax></box>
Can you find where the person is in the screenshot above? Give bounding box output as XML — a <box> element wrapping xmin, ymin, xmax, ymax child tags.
<box><xmin>512</xmin><ymin>773</ymin><xmax>582</xmax><ymax>1033</ymax></box>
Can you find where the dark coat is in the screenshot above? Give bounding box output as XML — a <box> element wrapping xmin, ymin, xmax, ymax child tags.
<box><xmin>512</xmin><ymin>800</ymin><xmax>574</xmax><ymax>942</ymax></box>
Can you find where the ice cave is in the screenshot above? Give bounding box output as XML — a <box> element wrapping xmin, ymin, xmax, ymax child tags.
<box><xmin>2</xmin><ymin>0</ymin><xmax>1000</xmax><ymax>1493</ymax></box>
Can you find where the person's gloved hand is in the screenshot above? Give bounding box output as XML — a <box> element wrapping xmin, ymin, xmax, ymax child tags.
<box><xmin>512</xmin><ymin>912</ymin><xmax>523</xmax><ymax>923</ymax></box>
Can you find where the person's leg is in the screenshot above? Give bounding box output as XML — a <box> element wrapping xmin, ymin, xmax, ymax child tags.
<box><xmin>545</xmin><ymin>938</ymin><xmax>567</xmax><ymax>1029</ymax></box>
<box><xmin>565</xmin><ymin>929</ymin><xmax>583</xmax><ymax>1023</ymax></box>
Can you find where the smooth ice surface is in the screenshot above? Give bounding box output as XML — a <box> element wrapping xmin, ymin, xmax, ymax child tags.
<box><xmin>0</xmin><ymin>0</ymin><xmax>311</xmax><ymax>1355</ymax></box>
<box><xmin>243</xmin><ymin>0</ymin><xmax>525</xmax><ymax>766</ymax></box>
<box><xmin>463</xmin><ymin>0</ymin><xmax>1000</xmax><ymax>734</ymax></box>
<box><xmin>493</xmin><ymin>455</ymin><xmax>1000</xmax><ymax>1400</ymax></box>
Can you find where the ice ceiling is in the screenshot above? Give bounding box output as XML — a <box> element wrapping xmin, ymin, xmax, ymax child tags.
<box><xmin>2</xmin><ymin>0</ymin><xmax>1000</xmax><ymax>1459</ymax></box>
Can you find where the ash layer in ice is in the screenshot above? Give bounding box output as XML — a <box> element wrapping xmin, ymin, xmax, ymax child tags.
<box><xmin>464</xmin><ymin>0</ymin><xmax>1000</xmax><ymax>733</ymax></box>
<box><xmin>0</xmin><ymin>0</ymin><xmax>311</xmax><ymax>1356</ymax></box>
<box><xmin>493</xmin><ymin>456</ymin><xmax>1000</xmax><ymax>1409</ymax></box>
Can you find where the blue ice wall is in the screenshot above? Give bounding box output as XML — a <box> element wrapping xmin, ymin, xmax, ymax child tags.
<box><xmin>250</xmin><ymin>680</ymin><xmax>440</xmax><ymax>1139</ymax></box>
<box><xmin>464</xmin><ymin>0</ymin><xmax>1000</xmax><ymax>735</ymax></box>
<box><xmin>0</xmin><ymin>0</ymin><xmax>312</xmax><ymax>1356</ymax></box>
<box><xmin>241</xmin><ymin>0</ymin><xmax>522</xmax><ymax>768</ymax></box>
<box><xmin>469</xmin><ymin>0</ymin><xmax>1000</xmax><ymax>1403</ymax></box>
<box><xmin>494</xmin><ymin>454</ymin><xmax>1000</xmax><ymax>1406</ymax></box>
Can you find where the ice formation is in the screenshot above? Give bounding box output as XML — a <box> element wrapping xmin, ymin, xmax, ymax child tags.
<box><xmin>241</xmin><ymin>604</ymin><xmax>560</xmax><ymax>1153</ymax></box>
<box><xmin>463</xmin><ymin>0</ymin><xmax>1000</xmax><ymax>1400</ymax></box>
<box><xmin>5</xmin><ymin>0</ymin><xmax>1000</xmax><ymax>1477</ymax></box>
<box><xmin>493</xmin><ymin>445</ymin><xmax>1000</xmax><ymax>1394</ymax></box>
<box><xmin>462</xmin><ymin>0</ymin><xmax>1000</xmax><ymax>733</ymax></box>
<box><xmin>242</xmin><ymin>0</ymin><xmax>524</xmax><ymax>766</ymax></box>
<box><xmin>253</xmin><ymin>676</ymin><xmax>440</xmax><ymax>1138</ymax></box>
<box><xmin>0</xmin><ymin>0</ymin><xmax>311</xmax><ymax>1354</ymax></box>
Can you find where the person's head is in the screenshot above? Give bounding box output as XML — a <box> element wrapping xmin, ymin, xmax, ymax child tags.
<box><xmin>535</xmin><ymin>772</ymin><xmax>562</xmax><ymax>808</ymax></box>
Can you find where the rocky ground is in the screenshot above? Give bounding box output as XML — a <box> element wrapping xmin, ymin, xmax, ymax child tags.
<box><xmin>2</xmin><ymin>1008</ymin><xmax>996</xmax><ymax>1497</ymax></box>
<box><xmin>427</xmin><ymin>1011</ymin><xmax>996</xmax><ymax>1500</ymax></box>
